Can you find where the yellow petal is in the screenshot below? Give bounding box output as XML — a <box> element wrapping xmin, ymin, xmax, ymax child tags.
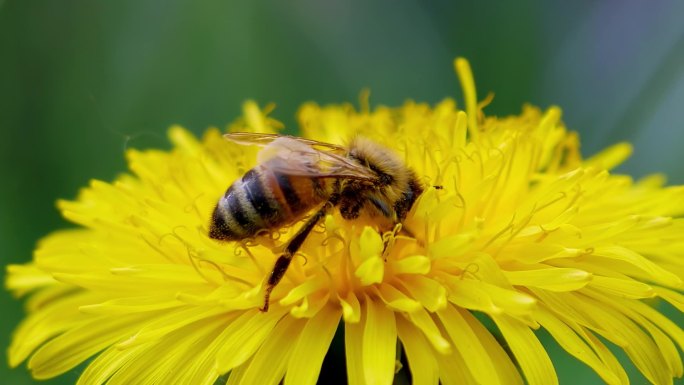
<box><xmin>437</xmin><ymin>305</ymin><xmax>504</xmax><ymax>385</ymax></box>
<box><xmin>8</xmin><ymin>292</ymin><xmax>100</xmax><ymax>368</ymax></box>
<box><xmin>404</xmin><ymin>308</ymin><xmax>451</xmax><ymax>355</ymax></box>
<box><xmin>28</xmin><ymin>313</ymin><xmax>149</xmax><ymax>379</ymax></box>
<box><xmin>279</xmin><ymin>276</ymin><xmax>326</xmax><ymax>306</ymax></box>
<box><xmin>239</xmin><ymin>316</ymin><xmax>305</xmax><ymax>385</ymax></box>
<box><xmin>375</xmin><ymin>284</ymin><xmax>422</xmax><ymax>312</ymax></box>
<box><xmin>621</xmin><ymin>298</ymin><xmax>684</xmax><ymax>355</ymax></box>
<box><xmin>584</xmin><ymin>142</ymin><xmax>633</xmax><ymax>171</ymax></box>
<box><xmin>284</xmin><ymin>306</ymin><xmax>341</xmax><ymax>385</ymax></box>
<box><xmin>592</xmin><ymin>246</ymin><xmax>682</xmax><ymax>288</ymax></box>
<box><xmin>533</xmin><ymin>306</ymin><xmax>621</xmax><ymax>385</ymax></box>
<box><xmin>5</xmin><ymin>264</ymin><xmax>57</xmax><ymax>296</ymax></box>
<box><xmin>491</xmin><ymin>314</ymin><xmax>558</xmax><ymax>385</ymax></box>
<box><xmin>362</xmin><ymin>297</ymin><xmax>397</xmax><ymax>385</ymax></box>
<box><xmin>116</xmin><ymin>305</ymin><xmax>228</xmax><ymax>348</ymax></box>
<box><xmin>398</xmin><ymin>276</ymin><xmax>447</xmax><ymax>312</ymax></box>
<box><xmin>390</xmin><ymin>255</ymin><xmax>431</xmax><ymax>275</ymax></box>
<box><xmin>654</xmin><ymin>286</ymin><xmax>684</xmax><ymax>312</ymax></box>
<box><xmin>430</xmin><ymin>233</ymin><xmax>476</xmax><ymax>259</ymax></box>
<box><xmin>396</xmin><ymin>316</ymin><xmax>439</xmax><ymax>385</ymax></box>
<box><xmin>577</xmin><ymin>291</ymin><xmax>673</xmax><ymax>384</ymax></box>
<box><xmin>588</xmin><ymin>275</ymin><xmax>654</xmax><ymax>299</ymax></box>
<box><xmin>448</xmin><ymin>278</ymin><xmax>536</xmax><ymax>318</ymax></box>
<box><xmin>359</xmin><ymin>226</ymin><xmax>384</xmax><ymax>259</ymax></box>
<box><xmin>434</xmin><ymin>345</ymin><xmax>476</xmax><ymax>385</ymax></box>
<box><xmin>355</xmin><ymin>256</ymin><xmax>384</xmax><ymax>286</ymax></box>
<box><xmin>454</xmin><ymin>57</ymin><xmax>479</xmax><ymax>140</ymax></box>
<box><xmin>106</xmin><ymin>316</ymin><xmax>225</xmax><ymax>385</ymax></box>
<box><xmin>215</xmin><ymin>309</ymin><xmax>286</xmax><ymax>373</ymax></box>
<box><xmin>79</xmin><ymin>295</ymin><xmax>184</xmax><ymax>315</ymax></box>
<box><xmin>339</xmin><ymin>291</ymin><xmax>362</xmax><ymax>323</ymax></box>
<box><xmin>503</xmin><ymin>267</ymin><xmax>591</xmax><ymax>292</ymax></box>
<box><xmin>345</xmin><ymin>315</ymin><xmax>365</xmax><ymax>385</ymax></box>
<box><xmin>77</xmin><ymin>344</ymin><xmax>147</xmax><ymax>385</ymax></box>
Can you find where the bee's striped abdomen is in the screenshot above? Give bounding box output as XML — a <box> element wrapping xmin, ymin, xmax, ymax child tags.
<box><xmin>208</xmin><ymin>164</ymin><xmax>326</xmax><ymax>241</ymax></box>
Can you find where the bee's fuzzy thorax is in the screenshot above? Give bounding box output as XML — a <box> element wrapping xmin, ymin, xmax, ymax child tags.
<box><xmin>347</xmin><ymin>136</ymin><xmax>412</xmax><ymax>202</ymax></box>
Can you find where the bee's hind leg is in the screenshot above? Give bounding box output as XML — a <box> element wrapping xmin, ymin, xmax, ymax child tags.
<box><xmin>260</xmin><ymin>196</ymin><xmax>338</xmax><ymax>312</ymax></box>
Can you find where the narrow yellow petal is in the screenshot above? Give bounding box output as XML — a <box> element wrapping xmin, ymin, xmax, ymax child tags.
<box><xmin>79</xmin><ymin>295</ymin><xmax>184</xmax><ymax>315</ymax></box>
<box><xmin>607</xmin><ymin>295</ymin><xmax>683</xmax><ymax>377</ymax></box>
<box><xmin>404</xmin><ymin>308</ymin><xmax>451</xmax><ymax>355</ymax></box>
<box><xmin>592</xmin><ymin>246</ymin><xmax>682</xmax><ymax>288</ymax></box>
<box><xmin>241</xmin><ymin>100</ymin><xmax>280</xmax><ymax>133</ymax></box>
<box><xmin>452</xmin><ymin>110</ymin><xmax>468</xmax><ymax>151</ymax></box>
<box><xmin>491</xmin><ymin>314</ymin><xmax>558</xmax><ymax>385</ymax></box>
<box><xmin>459</xmin><ymin>310</ymin><xmax>525</xmax><ymax>384</ymax></box>
<box><xmin>116</xmin><ymin>305</ymin><xmax>228</xmax><ymax>348</ymax></box>
<box><xmin>503</xmin><ymin>267</ymin><xmax>591</xmax><ymax>292</ymax></box>
<box><xmin>107</xmin><ymin>316</ymin><xmax>225</xmax><ymax>385</ymax></box>
<box><xmin>359</xmin><ymin>226</ymin><xmax>384</xmax><ymax>257</ymax></box>
<box><xmin>339</xmin><ymin>291</ymin><xmax>362</xmax><ymax>323</ymax></box>
<box><xmin>240</xmin><ymin>316</ymin><xmax>305</xmax><ymax>385</ymax></box>
<box><xmin>375</xmin><ymin>284</ymin><xmax>422</xmax><ymax>312</ymax></box>
<box><xmin>654</xmin><ymin>286</ymin><xmax>684</xmax><ymax>312</ymax></box>
<box><xmin>168</xmin><ymin>125</ymin><xmax>203</xmax><ymax>156</ymax></box>
<box><xmin>622</xmin><ymin>298</ymin><xmax>684</xmax><ymax>353</ymax></box>
<box><xmin>454</xmin><ymin>57</ymin><xmax>479</xmax><ymax>140</ymax></box>
<box><xmin>76</xmin><ymin>344</ymin><xmax>147</xmax><ymax>385</ymax></box>
<box><xmin>396</xmin><ymin>316</ymin><xmax>439</xmax><ymax>385</ymax></box>
<box><xmin>430</xmin><ymin>233</ymin><xmax>476</xmax><ymax>259</ymax></box>
<box><xmin>502</xmin><ymin>243</ymin><xmax>581</xmax><ymax>264</ymax></box>
<box><xmin>533</xmin><ymin>306</ymin><xmax>621</xmax><ymax>385</ymax></box>
<box><xmin>390</xmin><ymin>255</ymin><xmax>431</xmax><ymax>275</ymax></box>
<box><xmin>576</xmin><ymin>291</ymin><xmax>673</xmax><ymax>384</ymax></box>
<box><xmin>279</xmin><ymin>276</ymin><xmax>326</xmax><ymax>306</ymax></box>
<box><xmin>28</xmin><ymin>314</ymin><xmax>149</xmax><ymax>379</ymax></box>
<box><xmin>224</xmin><ymin>357</ymin><xmax>251</xmax><ymax>385</ymax></box>
<box><xmin>23</xmin><ymin>283</ymin><xmax>78</xmax><ymax>313</ymax></box>
<box><xmin>437</xmin><ymin>305</ymin><xmax>503</xmax><ymax>385</ymax></box>
<box><xmin>584</xmin><ymin>142</ymin><xmax>633</xmax><ymax>171</ymax></box>
<box><xmin>434</xmin><ymin>346</ymin><xmax>476</xmax><ymax>385</ymax></box>
<box><xmin>355</xmin><ymin>256</ymin><xmax>384</xmax><ymax>285</ymax></box>
<box><xmin>8</xmin><ymin>292</ymin><xmax>100</xmax><ymax>368</ymax></box>
<box><xmin>532</xmin><ymin>290</ymin><xmax>626</xmax><ymax>346</ymax></box>
<box><xmin>215</xmin><ymin>309</ymin><xmax>286</xmax><ymax>373</ymax></box>
<box><xmin>285</xmin><ymin>306</ymin><xmax>341</xmax><ymax>385</ymax></box>
<box><xmin>398</xmin><ymin>276</ymin><xmax>447</xmax><ymax>312</ymax></box>
<box><xmin>363</xmin><ymin>297</ymin><xmax>397</xmax><ymax>385</ymax></box>
<box><xmin>636</xmin><ymin>315</ymin><xmax>683</xmax><ymax>377</ymax></box>
<box><xmin>175</xmin><ymin>315</ymin><xmax>248</xmax><ymax>385</ymax></box>
<box><xmin>588</xmin><ymin>275</ymin><xmax>654</xmax><ymax>299</ymax></box>
<box><xmin>5</xmin><ymin>264</ymin><xmax>57</xmax><ymax>296</ymax></box>
<box><xmin>449</xmin><ymin>278</ymin><xmax>536</xmax><ymax>318</ymax></box>
<box><xmin>583</xmin><ymin>332</ymin><xmax>630</xmax><ymax>385</ymax></box>
<box><xmin>345</xmin><ymin>315</ymin><xmax>365</xmax><ymax>385</ymax></box>
<box><xmin>353</xmin><ymin>227</ymin><xmax>385</xmax><ymax>285</ymax></box>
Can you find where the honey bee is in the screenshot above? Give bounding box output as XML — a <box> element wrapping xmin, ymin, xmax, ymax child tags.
<box><xmin>209</xmin><ymin>133</ymin><xmax>424</xmax><ymax>311</ymax></box>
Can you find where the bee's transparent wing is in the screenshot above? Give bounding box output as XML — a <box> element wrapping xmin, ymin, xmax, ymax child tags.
<box><xmin>225</xmin><ymin>133</ymin><xmax>376</xmax><ymax>181</ymax></box>
<box><xmin>224</xmin><ymin>132</ymin><xmax>347</xmax><ymax>152</ymax></box>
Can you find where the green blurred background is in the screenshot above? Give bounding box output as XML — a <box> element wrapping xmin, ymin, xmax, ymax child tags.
<box><xmin>2</xmin><ymin>1</ymin><xmax>684</xmax><ymax>384</ymax></box>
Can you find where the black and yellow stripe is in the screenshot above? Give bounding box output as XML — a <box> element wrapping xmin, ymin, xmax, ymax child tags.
<box><xmin>209</xmin><ymin>163</ymin><xmax>327</xmax><ymax>241</ymax></box>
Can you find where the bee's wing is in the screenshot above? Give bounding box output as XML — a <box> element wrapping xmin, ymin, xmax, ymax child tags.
<box><xmin>224</xmin><ymin>132</ymin><xmax>347</xmax><ymax>152</ymax></box>
<box><xmin>271</xmin><ymin>150</ymin><xmax>378</xmax><ymax>181</ymax></box>
<box><xmin>236</xmin><ymin>135</ymin><xmax>377</xmax><ymax>182</ymax></box>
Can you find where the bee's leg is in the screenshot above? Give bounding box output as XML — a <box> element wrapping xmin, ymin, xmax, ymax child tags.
<box><xmin>260</xmin><ymin>197</ymin><xmax>338</xmax><ymax>312</ymax></box>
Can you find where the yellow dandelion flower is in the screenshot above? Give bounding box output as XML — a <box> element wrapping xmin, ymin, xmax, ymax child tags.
<box><xmin>7</xmin><ymin>58</ymin><xmax>684</xmax><ymax>385</ymax></box>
